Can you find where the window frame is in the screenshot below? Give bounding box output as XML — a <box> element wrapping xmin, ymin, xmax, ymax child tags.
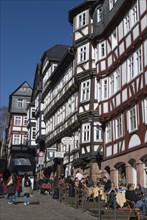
<box><xmin>82</xmin><ymin>123</ymin><xmax>90</xmax><ymax>143</ymax></box>
<box><xmin>17</xmin><ymin>99</ymin><xmax>23</xmax><ymax>108</ymax></box>
<box><xmin>99</xmin><ymin>41</ymin><xmax>106</xmax><ymax>59</ymax></box>
<box><xmin>128</xmin><ymin>106</ymin><xmax>137</xmax><ymax>132</ymax></box>
<box><xmin>77</xmin><ymin>11</ymin><xmax>86</xmax><ymax>29</ymax></box>
<box><xmin>116</xmin><ymin>115</ymin><xmax>123</xmax><ymax>139</ymax></box>
<box><xmin>13</xmin><ymin>134</ymin><xmax>21</xmax><ymax>145</ymax></box>
<box><xmin>97</xmin><ymin>6</ymin><xmax>103</xmax><ymax>23</ymax></box>
<box><xmin>78</xmin><ymin>45</ymin><xmax>87</xmax><ymax>64</ymax></box>
<box><xmin>14</xmin><ymin>116</ymin><xmax>22</xmax><ymax>126</ymax></box>
<box><xmin>80</xmin><ymin>80</ymin><xmax>90</xmax><ymax>102</ymax></box>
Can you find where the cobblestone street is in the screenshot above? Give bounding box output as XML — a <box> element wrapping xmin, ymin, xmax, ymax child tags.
<box><xmin>0</xmin><ymin>190</ymin><xmax>97</xmax><ymax>220</ymax></box>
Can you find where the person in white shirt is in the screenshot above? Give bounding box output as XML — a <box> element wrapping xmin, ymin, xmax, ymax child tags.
<box><xmin>75</xmin><ymin>170</ymin><xmax>84</xmax><ymax>181</ymax></box>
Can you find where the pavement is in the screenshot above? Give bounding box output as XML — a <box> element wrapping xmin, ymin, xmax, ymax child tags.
<box><xmin>0</xmin><ymin>190</ymin><xmax>98</xmax><ymax>220</ymax></box>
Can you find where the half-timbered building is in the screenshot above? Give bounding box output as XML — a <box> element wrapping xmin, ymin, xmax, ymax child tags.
<box><xmin>41</xmin><ymin>44</ymin><xmax>77</xmax><ymax>177</ymax></box>
<box><xmin>68</xmin><ymin>0</ymin><xmax>103</xmax><ymax>181</ymax></box>
<box><xmin>91</xmin><ymin>0</ymin><xmax>147</xmax><ymax>186</ymax></box>
<box><xmin>7</xmin><ymin>82</ymin><xmax>35</xmax><ymax>176</ymax></box>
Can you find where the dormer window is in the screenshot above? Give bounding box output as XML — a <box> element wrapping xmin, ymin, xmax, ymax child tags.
<box><xmin>109</xmin><ymin>0</ymin><xmax>118</xmax><ymax>11</ymax></box>
<box><xmin>17</xmin><ymin>99</ymin><xmax>23</xmax><ymax>108</ymax></box>
<box><xmin>109</xmin><ymin>0</ymin><xmax>114</xmax><ymax>11</ymax></box>
<box><xmin>77</xmin><ymin>11</ymin><xmax>86</xmax><ymax>29</ymax></box>
<box><xmin>97</xmin><ymin>7</ymin><xmax>103</xmax><ymax>23</ymax></box>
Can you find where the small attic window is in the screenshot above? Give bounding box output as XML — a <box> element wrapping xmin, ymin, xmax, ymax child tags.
<box><xmin>97</xmin><ymin>7</ymin><xmax>103</xmax><ymax>23</ymax></box>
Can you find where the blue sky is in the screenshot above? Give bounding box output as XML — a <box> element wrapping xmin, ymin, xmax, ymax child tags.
<box><xmin>0</xmin><ymin>0</ymin><xmax>83</xmax><ymax>107</ymax></box>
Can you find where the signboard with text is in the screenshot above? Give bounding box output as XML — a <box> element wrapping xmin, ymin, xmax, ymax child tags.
<box><xmin>61</xmin><ymin>137</ymin><xmax>73</xmax><ymax>145</ymax></box>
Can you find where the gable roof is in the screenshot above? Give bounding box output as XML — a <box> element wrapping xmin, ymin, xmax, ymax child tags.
<box><xmin>8</xmin><ymin>81</ymin><xmax>32</xmax><ymax>112</ymax></box>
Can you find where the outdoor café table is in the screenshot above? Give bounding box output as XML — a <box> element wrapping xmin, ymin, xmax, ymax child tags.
<box><xmin>92</xmin><ymin>187</ymin><xmax>105</xmax><ymax>200</ymax></box>
<box><xmin>116</xmin><ymin>192</ymin><xmax>126</xmax><ymax>207</ymax></box>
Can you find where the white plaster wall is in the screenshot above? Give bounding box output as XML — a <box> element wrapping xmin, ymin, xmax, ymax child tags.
<box><xmin>141</xmin><ymin>15</ymin><xmax>147</xmax><ymax>32</ymax></box>
<box><xmin>116</xmin><ymin>94</ymin><xmax>121</xmax><ymax>107</ymax></box>
<box><xmin>122</xmin><ymin>89</ymin><xmax>128</xmax><ymax>102</ymax></box>
<box><xmin>121</xmin><ymin>62</ymin><xmax>127</xmax><ymax>86</ymax></box>
<box><xmin>103</xmin><ymin>102</ymin><xmax>108</xmax><ymax>113</ymax></box>
<box><xmin>126</xmin><ymin>34</ymin><xmax>131</xmax><ymax>48</ymax></box>
<box><xmin>133</xmin><ymin>25</ymin><xmax>139</xmax><ymax>41</ymax></box>
<box><xmin>75</xmin><ymin>27</ymin><xmax>89</xmax><ymax>41</ymax></box>
<box><xmin>118</xmin><ymin>21</ymin><xmax>124</xmax><ymax>42</ymax></box>
<box><xmin>108</xmin><ymin>55</ymin><xmax>112</xmax><ymax>67</ymax></box>
<box><xmin>114</xmin><ymin>143</ymin><xmax>118</xmax><ymax>154</ymax></box>
<box><xmin>107</xmin><ymin>40</ymin><xmax>111</xmax><ymax>54</ymax></box>
<box><xmin>128</xmin><ymin>134</ymin><xmax>141</xmax><ymax>149</ymax></box>
<box><xmin>139</xmin><ymin>0</ymin><xmax>147</xmax><ymax>15</ymax></box>
<box><xmin>22</xmin><ymin>127</ymin><xmax>28</xmax><ymax>132</ymax></box>
<box><xmin>13</xmin><ymin>127</ymin><xmax>21</xmax><ymax>131</ymax></box>
<box><xmin>119</xmin><ymin>41</ymin><xmax>125</xmax><ymax>56</ymax></box>
<box><xmin>144</xmin><ymin>40</ymin><xmax>147</xmax><ymax>67</ymax></box>
<box><xmin>101</xmin><ymin>60</ymin><xmax>106</xmax><ymax>71</ymax></box>
<box><xmin>106</xmin><ymin>146</ymin><xmax>112</xmax><ymax>157</ymax></box>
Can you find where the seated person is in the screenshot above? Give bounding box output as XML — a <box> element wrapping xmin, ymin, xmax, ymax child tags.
<box><xmin>118</xmin><ymin>183</ymin><xmax>126</xmax><ymax>193</ymax></box>
<box><xmin>125</xmin><ymin>183</ymin><xmax>147</xmax><ymax>216</ymax></box>
<box><xmin>135</xmin><ymin>183</ymin><xmax>144</xmax><ymax>199</ymax></box>
<box><xmin>106</xmin><ymin>182</ymin><xmax>118</xmax><ymax>209</ymax></box>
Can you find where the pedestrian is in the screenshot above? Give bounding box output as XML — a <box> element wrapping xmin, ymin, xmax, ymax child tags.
<box><xmin>103</xmin><ymin>176</ymin><xmax>111</xmax><ymax>209</ymax></box>
<box><xmin>75</xmin><ymin>170</ymin><xmax>84</xmax><ymax>181</ymax></box>
<box><xmin>22</xmin><ymin>173</ymin><xmax>32</xmax><ymax>205</ymax></box>
<box><xmin>7</xmin><ymin>171</ymin><xmax>17</xmax><ymax>204</ymax></box>
<box><xmin>15</xmin><ymin>174</ymin><xmax>22</xmax><ymax>198</ymax></box>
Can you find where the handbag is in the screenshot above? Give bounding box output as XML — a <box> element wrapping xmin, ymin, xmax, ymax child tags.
<box><xmin>7</xmin><ymin>177</ymin><xmax>13</xmax><ymax>186</ymax></box>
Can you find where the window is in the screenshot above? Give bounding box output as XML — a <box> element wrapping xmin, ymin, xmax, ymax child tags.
<box><xmin>109</xmin><ymin>67</ymin><xmax>121</xmax><ymax>98</ymax></box>
<box><xmin>14</xmin><ymin>116</ymin><xmax>22</xmax><ymax>126</ymax></box>
<box><xmin>77</xmin><ymin>11</ymin><xmax>86</xmax><ymax>28</ymax></box>
<box><xmin>22</xmin><ymin>135</ymin><xmax>28</xmax><ymax>145</ymax></box>
<box><xmin>81</xmin><ymin>80</ymin><xmax>90</xmax><ymax>102</ymax></box>
<box><xmin>25</xmin><ymin>100</ymin><xmax>30</xmax><ymax>109</ymax></box>
<box><xmin>32</xmin><ymin>127</ymin><xmax>36</xmax><ymax>139</ymax></box>
<box><xmin>111</xmin><ymin>29</ymin><xmax>117</xmax><ymax>49</ymax></box>
<box><xmin>110</xmin><ymin>74</ymin><xmax>114</xmax><ymax>96</ymax></box>
<box><xmin>102</xmin><ymin>78</ymin><xmax>108</xmax><ymax>99</ymax></box>
<box><xmin>128</xmin><ymin>107</ymin><xmax>137</xmax><ymax>132</ymax></box>
<box><xmin>143</xmin><ymin>99</ymin><xmax>147</xmax><ymax>124</ymax></box>
<box><xmin>116</xmin><ymin>115</ymin><xmax>123</xmax><ymax>138</ymax></box>
<box><xmin>17</xmin><ymin>99</ymin><xmax>23</xmax><ymax>108</ymax></box>
<box><xmin>78</xmin><ymin>46</ymin><xmax>87</xmax><ymax>63</ymax></box>
<box><xmin>99</xmin><ymin>42</ymin><xmax>106</xmax><ymax>59</ymax></box>
<box><xmin>131</xmin><ymin>4</ymin><xmax>138</xmax><ymax>27</ymax></box>
<box><xmin>116</xmin><ymin>67</ymin><xmax>121</xmax><ymax>91</ymax></box>
<box><xmin>97</xmin><ymin>7</ymin><xmax>103</xmax><ymax>23</ymax></box>
<box><xmin>128</xmin><ymin>55</ymin><xmax>134</xmax><ymax>81</ymax></box>
<box><xmin>23</xmin><ymin>116</ymin><xmax>27</xmax><ymax>126</ymax></box>
<box><xmin>127</xmin><ymin>47</ymin><xmax>142</xmax><ymax>82</ymax></box>
<box><xmin>82</xmin><ymin>124</ymin><xmax>90</xmax><ymax>142</ymax></box>
<box><xmin>124</xmin><ymin>14</ymin><xmax>130</xmax><ymax>35</ymax></box>
<box><xmin>109</xmin><ymin>0</ymin><xmax>114</xmax><ymax>10</ymax></box>
<box><xmin>94</xmin><ymin>124</ymin><xmax>102</xmax><ymax>141</ymax></box>
<box><xmin>31</xmin><ymin>108</ymin><xmax>35</xmax><ymax>118</ymax></box>
<box><xmin>106</xmin><ymin>122</ymin><xmax>111</xmax><ymax>143</ymax></box>
<box><xmin>13</xmin><ymin>134</ymin><xmax>21</xmax><ymax>145</ymax></box>
<box><xmin>136</xmin><ymin>47</ymin><xmax>142</xmax><ymax>73</ymax></box>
